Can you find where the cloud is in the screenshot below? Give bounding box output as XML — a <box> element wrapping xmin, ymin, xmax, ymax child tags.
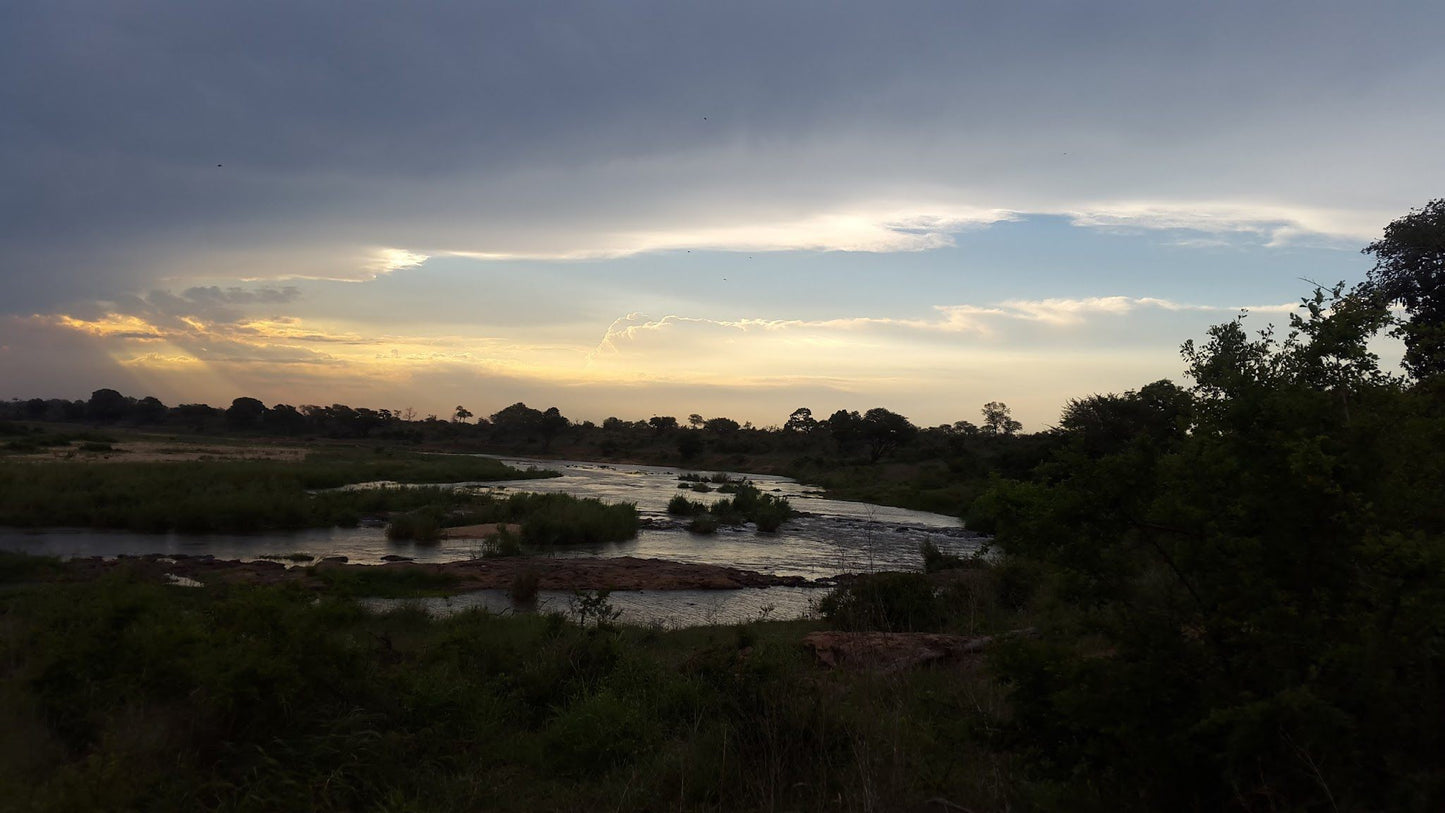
<box><xmin>1065</xmin><ymin>202</ymin><xmax>1379</xmax><ymax>247</ymax></box>
<box><xmin>455</xmin><ymin>206</ymin><xmax>1017</xmax><ymax>260</ymax></box>
<box><xmin>3</xmin><ymin>2</ymin><xmax>1441</xmax><ymax>305</ymax></box>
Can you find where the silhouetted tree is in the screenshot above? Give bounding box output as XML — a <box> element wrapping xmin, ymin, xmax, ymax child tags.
<box><xmin>704</xmin><ymin>416</ymin><xmax>740</xmax><ymax>434</ymax></box>
<box><xmin>981</xmin><ymin>401</ymin><xmax>1022</xmax><ymax>435</ymax></box>
<box><xmin>538</xmin><ymin>407</ymin><xmax>569</xmax><ymax>451</ymax></box>
<box><xmin>859</xmin><ymin>407</ymin><xmax>917</xmax><ymax>462</ymax></box>
<box><xmin>825</xmin><ymin>409</ymin><xmax>863</xmax><ymax>455</ymax></box>
<box><xmin>1363</xmin><ymin>198</ymin><xmax>1445</xmax><ymax>379</ymax></box>
<box><xmin>226</xmin><ymin>397</ymin><xmax>266</xmax><ymax>427</ymax></box>
<box><xmin>784</xmin><ymin>407</ymin><xmax>818</xmax><ymax>433</ymax></box>
<box><xmin>1059</xmin><ymin>380</ymin><xmax>1193</xmax><ymax>456</ymax></box>
<box><xmin>133</xmin><ymin>396</ymin><xmax>168</xmax><ymax>424</ymax></box>
<box><xmin>87</xmin><ymin>388</ymin><xmax>129</xmax><ymax>423</ymax></box>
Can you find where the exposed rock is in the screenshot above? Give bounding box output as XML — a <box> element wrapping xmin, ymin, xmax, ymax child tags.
<box><xmin>380</xmin><ymin>554</ymin><xmax>414</xmax><ymax>562</ymax></box>
<box><xmin>48</xmin><ymin>555</ymin><xmax>830</xmax><ymax>594</ymax></box>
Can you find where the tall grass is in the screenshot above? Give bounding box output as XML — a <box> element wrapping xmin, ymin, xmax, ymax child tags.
<box><xmin>0</xmin><ymin>452</ymin><xmax>551</xmax><ymax>534</ymax></box>
<box><xmin>0</xmin><ymin>565</ymin><xmax>1021</xmax><ymax>811</ymax></box>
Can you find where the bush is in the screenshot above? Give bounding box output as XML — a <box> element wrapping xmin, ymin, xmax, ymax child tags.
<box><xmin>480</xmin><ymin>527</ymin><xmax>523</xmax><ymax>557</ymax></box>
<box><xmin>512</xmin><ymin>494</ymin><xmax>638</xmax><ymax>546</ymax></box>
<box><xmin>688</xmin><ymin>514</ymin><xmax>719</xmax><ymax>535</ymax></box>
<box><xmin>509</xmin><ymin>568</ymin><xmax>540</xmax><ymax>605</ymax></box>
<box><xmin>920</xmin><ymin>540</ymin><xmax>967</xmax><ymax>572</ymax></box>
<box><xmin>386</xmin><ymin>509</ymin><xmax>443</xmax><ymax>542</ymax></box>
<box><xmin>817</xmin><ymin>573</ymin><xmax>943</xmax><ymax>631</ymax></box>
<box><xmin>666</xmin><ymin>495</ymin><xmax>708</xmax><ymax>516</ymax></box>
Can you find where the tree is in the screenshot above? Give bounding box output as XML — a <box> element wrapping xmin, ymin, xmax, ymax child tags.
<box><xmin>675</xmin><ymin>431</ymin><xmax>703</xmax><ymax>460</ymax></box>
<box><xmin>133</xmin><ymin>396</ymin><xmax>168</xmax><ymax>424</ymax></box>
<box><xmin>87</xmin><ymin>388</ymin><xmax>129</xmax><ymax>423</ymax></box>
<box><xmin>648</xmin><ymin>415</ymin><xmax>678</xmax><ymax>433</ymax></box>
<box><xmin>491</xmin><ymin>402</ymin><xmax>543</xmax><ymax>441</ymax></box>
<box><xmin>859</xmin><ymin>407</ymin><xmax>917</xmax><ymax>462</ymax></box>
<box><xmin>703</xmin><ymin>416</ymin><xmax>740</xmax><ymax>434</ymax></box>
<box><xmin>980</xmin><ymin>401</ymin><xmax>1021</xmax><ymax>435</ymax></box>
<box><xmin>453</xmin><ymin>405</ymin><xmax>473</xmax><ymax>423</ymax></box>
<box><xmin>687</xmin><ymin>413</ymin><xmax>705</xmax><ymax>429</ymax></box>
<box><xmin>783</xmin><ymin>407</ymin><xmax>817</xmax><ymax>433</ymax></box>
<box><xmin>538</xmin><ymin>406</ymin><xmax>569</xmax><ymax>451</ymax></box>
<box><xmin>1058</xmin><ymin>380</ymin><xmax>1193</xmax><ymax>456</ymax></box>
<box><xmin>226</xmin><ymin>396</ymin><xmax>266</xmax><ymax>427</ymax></box>
<box><xmin>974</xmin><ymin>289</ymin><xmax>1440</xmax><ymax>809</ymax></box>
<box><xmin>1363</xmin><ymin>198</ymin><xmax>1445</xmax><ymax>379</ymax></box>
<box><xmin>824</xmin><ymin>409</ymin><xmax>863</xmax><ymax>455</ymax></box>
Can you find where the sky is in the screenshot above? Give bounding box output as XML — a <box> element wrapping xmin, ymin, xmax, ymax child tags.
<box><xmin>2</xmin><ymin>1</ymin><xmax>1441</xmax><ymax>430</ymax></box>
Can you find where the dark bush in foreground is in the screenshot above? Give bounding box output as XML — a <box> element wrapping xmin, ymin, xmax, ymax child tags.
<box><xmin>0</xmin><ymin>567</ymin><xmax>1019</xmax><ymax>811</ymax></box>
<box><xmin>818</xmin><ymin>573</ymin><xmax>943</xmax><ymax>632</ymax></box>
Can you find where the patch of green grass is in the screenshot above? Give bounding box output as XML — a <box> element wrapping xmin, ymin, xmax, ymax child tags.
<box><xmin>0</xmin><ymin>452</ymin><xmax>554</xmax><ymax>534</ymax></box>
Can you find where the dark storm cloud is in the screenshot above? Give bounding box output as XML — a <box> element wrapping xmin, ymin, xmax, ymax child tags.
<box><xmin>3</xmin><ymin>1</ymin><xmax>1442</xmax><ymax>311</ymax></box>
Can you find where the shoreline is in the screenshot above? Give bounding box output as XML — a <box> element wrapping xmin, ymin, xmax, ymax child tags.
<box><xmin>48</xmin><ymin>552</ymin><xmax>836</xmax><ymax>593</ymax></box>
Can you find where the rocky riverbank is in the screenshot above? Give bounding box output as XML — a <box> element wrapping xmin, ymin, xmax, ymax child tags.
<box><xmin>55</xmin><ymin>552</ymin><xmax>833</xmax><ymax>593</ymax></box>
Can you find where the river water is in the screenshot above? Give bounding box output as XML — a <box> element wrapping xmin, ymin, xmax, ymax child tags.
<box><xmin>1</xmin><ymin>456</ymin><xmax>985</xmax><ymax>626</ymax></box>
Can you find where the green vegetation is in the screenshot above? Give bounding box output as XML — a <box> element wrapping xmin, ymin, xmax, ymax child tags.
<box><xmin>384</xmin><ymin>507</ymin><xmax>444</xmax><ymax>542</ymax></box>
<box><xmin>919</xmin><ymin>539</ymin><xmax>969</xmax><ymax>572</ymax></box>
<box><xmin>666</xmin><ymin>494</ymin><xmax>707</xmax><ymax>515</ymax></box>
<box><xmin>503</xmin><ymin>493</ymin><xmax>639</xmax><ymax>547</ymax></box>
<box><xmin>0</xmin><ymin>451</ymin><xmax>551</xmax><ymax>534</ymax></box>
<box><xmin>970</xmin><ymin>279</ymin><xmax>1445</xmax><ymax>809</ymax></box>
<box><xmin>0</xmin><ymin>564</ymin><xmax>1020</xmax><ymax>811</ymax></box>
<box><xmin>669</xmin><ymin>482</ymin><xmax>794</xmax><ymax>532</ymax></box>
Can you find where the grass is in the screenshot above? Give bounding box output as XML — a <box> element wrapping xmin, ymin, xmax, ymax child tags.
<box><xmin>0</xmin><ymin>451</ymin><xmax>554</xmax><ymax>534</ymax></box>
<box><xmin>0</xmin><ymin>559</ymin><xmax>1026</xmax><ymax>811</ymax></box>
<box><xmin>669</xmin><ymin>482</ymin><xmax>794</xmax><ymax>533</ymax></box>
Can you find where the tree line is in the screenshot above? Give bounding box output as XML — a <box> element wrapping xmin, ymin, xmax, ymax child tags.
<box><xmin>2</xmin><ymin>388</ymin><xmax>1031</xmax><ymax>462</ymax></box>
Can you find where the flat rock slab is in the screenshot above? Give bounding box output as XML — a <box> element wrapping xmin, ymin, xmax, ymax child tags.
<box><xmin>398</xmin><ymin>556</ymin><xmax>815</xmax><ymax>591</ymax></box>
<box><xmin>63</xmin><ymin>554</ymin><xmax>821</xmax><ymax>592</ymax></box>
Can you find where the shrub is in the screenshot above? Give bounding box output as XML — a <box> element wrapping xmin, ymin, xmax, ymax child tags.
<box><xmin>817</xmin><ymin>573</ymin><xmax>943</xmax><ymax>631</ymax></box>
<box><xmin>480</xmin><ymin>527</ymin><xmax>523</xmax><ymax>557</ymax></box>
<box><xmin>509</xmin><ymin>568</ymin><xmax>540</xmax><ymax>605</ymax></box>
<box><xmin>920</xmin><ymin>540</ymin><xmax>967</xmax><ymax>572</ymax></box>
<box><xmin>666</xmin><ymin>495</ymin><xmax>707</xmax><ymax>516</ymax></box>
<box><xmin>514</xmin><ymin>494</ymin><xmax>638</xmax><ymax>546</ymax></box>
<box><xmin>386</xmin><ymin>509</ymin><xmax>442</xmax><ymax>542</ymax></box>
<box><xmin>687</xmin><ymin>514</ymin><xmax>719</xmax><ymax>535</ymax></box>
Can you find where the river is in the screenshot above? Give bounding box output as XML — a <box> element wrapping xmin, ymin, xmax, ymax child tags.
<box><xmin>1</xmin><ymin>456</ymin><xmax>985</xmax><ymax>626</ymax></box>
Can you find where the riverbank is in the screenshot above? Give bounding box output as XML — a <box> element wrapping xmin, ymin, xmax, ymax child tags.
<box><xmin>50</xmin><ymin>552</ymin><xmax>830</xmax><ymax>593</ymax></box>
